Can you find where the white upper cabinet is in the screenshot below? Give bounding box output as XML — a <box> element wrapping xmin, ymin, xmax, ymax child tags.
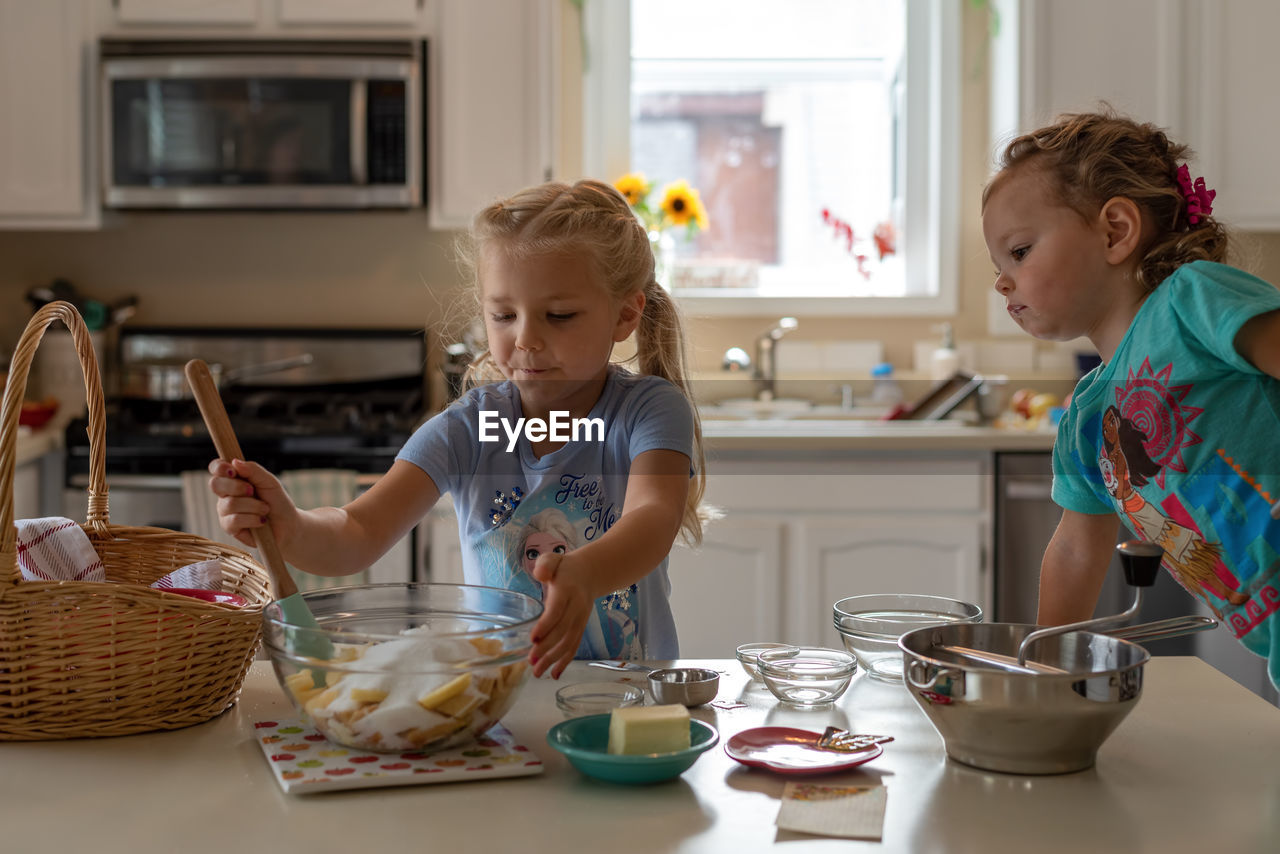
<box><xmin>990</xmin><ymin>0</ymin><xmax>1188</xmax><ymax>147</ymax></box>
<box><xmin>0</xmin><ymin>0</ymin><xmax>97</xmax><ymax>228</ymax></box>
<box><xmin>106</xmin><ymin>0</ymin><xmax>427</xmax><ymax>33</ymax></box>
<box><xmin>112</xmin><ymin>0</ymin><xmax>259</xmax><ymax>26</ymax></box>
<box><xmin>1188</xmin><ymin>0</ymin><xmax>1280</xmax><ymax>230</ymax></box>
<box><xmin>276</xmin><ymin>0</ymin><xmax>422</xmax><ymax>27</ymax></box>
<box><xmin>992</xmin><ymin>0</ymin><xmax>1280</xmax><ymax>229</ymax></box>
<box><xmin>428</xmin><ymin>0</ymin><xmax>558</xmax><ymax>229</ymax></box>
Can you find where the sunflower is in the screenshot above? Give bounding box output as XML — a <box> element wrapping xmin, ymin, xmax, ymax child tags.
<box><xmin>614</xmin><ymin>172</ymin><xmax>651</xmax><ymax>208</ymax></box>
<box><xmin>660</xmin><ymin>180</ymin><xmax>708</xmax><ymax>232</ymax></box>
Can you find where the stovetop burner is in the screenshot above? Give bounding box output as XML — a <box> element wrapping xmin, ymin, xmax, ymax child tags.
<box><xmin>63</xmin><ymin>325</ymin><xmax>430</xmax><ymax>482</ymax></box>
<box><xmin>64</xmin><ymin>373</ymin><xmax>428</xmax><ymax>479</ymax></box>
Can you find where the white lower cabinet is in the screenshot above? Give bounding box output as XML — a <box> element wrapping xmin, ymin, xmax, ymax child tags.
<box><xmin>427</xmin><ymin>496</ymin><xmax>465</xmax><ymax>584</ymax></box>
<box><xmin>669</xmin><ymin>453</ymin><xmax>991</xmax><ymax>657</ymax></box>
<box><xmin>666</xmin><ymin>516</ymin><xmax>784</xmax><ymax>658</ymax></box>
<box><xmin>13</xmin><ymin>458</ymin><xmax>41</xmax><ymax>522</ymax></box>
<box><xmin>422</xmin><ymin>453</ymin><xmax>993</xmax><ymax>659</ymax></box>
<box><xmin>792</xmin><ymin>517</ymin><xmax>985</xmax><ymax>650</ymax></box>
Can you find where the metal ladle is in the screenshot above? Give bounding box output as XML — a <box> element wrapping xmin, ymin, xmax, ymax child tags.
<box><xmin>935</xmin><ymin>541</ymin><xmax>1217</xmax><ymax>675</ymax></box>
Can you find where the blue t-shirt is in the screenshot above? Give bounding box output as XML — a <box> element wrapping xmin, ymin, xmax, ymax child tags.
<box><xmin>1052</xmin><ymin>260</ymin><xmax>1280</xmax><ymax>689</ymax></box>
<box><xmin>397</xmin><ymin>366</ymin><xmax>694</xmax><ymax>660</ymax></box>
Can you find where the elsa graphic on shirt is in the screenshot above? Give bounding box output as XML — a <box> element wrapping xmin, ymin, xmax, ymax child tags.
<box><xmin>500</xmin><ymin>506</ymin><xmax>642</xmax><ymax>660</ymax></box>
<box><xmin>513</xmin><ymin>507</ymin><xmax>578</xmax><ymax>592</ymax></box>
<box><xmin>1100</xmin><ymin>405</ymin><xmax>1249</xmax><ymax>617</ymax></box>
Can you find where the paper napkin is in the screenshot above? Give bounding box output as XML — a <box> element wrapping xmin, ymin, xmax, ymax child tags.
<box><xmin>775</xmin><ymin>781</ymin><xmax>887</xmax><ymax>841</ymax></box>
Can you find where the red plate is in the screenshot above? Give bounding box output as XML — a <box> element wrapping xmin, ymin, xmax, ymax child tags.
<box><xmin>162</xmin><ymin>588</ymin><xmax>250</xmax><ymax>607</ymax></box>
<box><xmin>724</xmin><ymin>727</ymin><xmax>883</xmax><ymax>775</ymax></box>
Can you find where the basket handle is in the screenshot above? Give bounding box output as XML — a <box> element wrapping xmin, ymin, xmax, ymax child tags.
<box><xmin>1</xmin><ymin>301</ymin><xmax>109</xmax><ymax>586</ymax></box>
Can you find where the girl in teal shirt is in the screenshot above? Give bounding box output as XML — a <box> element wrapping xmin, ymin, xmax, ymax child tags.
<box><xmin>982</xmin><ymin>109</ymin><xmax>1280</xmax><ymax>691</ymax></box>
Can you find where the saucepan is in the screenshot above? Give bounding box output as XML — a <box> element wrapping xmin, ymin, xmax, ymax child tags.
<box><xmin>120</xmin><ymin>353</ymin><xmax>314</xmax><ymax>401</ymax></box>
<box><xmin>899</xmin><ymin>541</ymin><xmax>1218</xmax><ymax>775</ymax></box>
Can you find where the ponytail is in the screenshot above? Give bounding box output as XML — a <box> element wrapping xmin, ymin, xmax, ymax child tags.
<box><xmin>633</xmin><ymin>278</ymin><xmax>710</xmax><ymax>546</ymax></box>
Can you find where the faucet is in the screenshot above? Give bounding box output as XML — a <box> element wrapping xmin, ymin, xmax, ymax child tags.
<box><xmin>753</xmin><ymin>317</ymin><xmax>798</xmax><ymax>401</ymax></box>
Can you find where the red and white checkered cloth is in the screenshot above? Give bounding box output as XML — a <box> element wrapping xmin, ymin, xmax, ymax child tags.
<box><xmin>15</xmin><ymin>517</ymin><xmax>104</xmax><ymax>582</ymax></box>
<box><xmin>14</xmin><ymin>517</ymin><xmax>222</xmax><ymax>589</ymax></box>
<box><xmin>149</xmin><ymin>559</ymin><xmax>222</xmax><ymax>590</ymax></box>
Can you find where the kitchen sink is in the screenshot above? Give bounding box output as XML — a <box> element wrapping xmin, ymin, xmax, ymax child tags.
<box><xmin>700</xmin><ymin>398</ymin><xmax>894</xmax><ymax>421</ymax></box>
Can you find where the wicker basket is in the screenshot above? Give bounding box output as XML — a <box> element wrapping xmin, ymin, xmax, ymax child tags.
<box><xmin>0</xmin><ymin>302</ymin><xmax>273</xmax><ymax>740</ymax></box>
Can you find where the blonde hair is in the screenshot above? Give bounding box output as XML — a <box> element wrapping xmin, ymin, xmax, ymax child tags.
<box><xmin>455</xmin><ymin>179</ymin><xmax>708</xmax><ymax>545</ymax></box>
<box><xmin>983</xmin><ymin>109</ymin><xmax>1229</xmax><ymax>291</ymax></box>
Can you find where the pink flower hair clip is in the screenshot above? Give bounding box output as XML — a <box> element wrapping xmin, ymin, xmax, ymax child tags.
<box><xmin>1176</xmin><ymin>163</ymin><xmax>1216</xmax><ymax>225</ymax></box>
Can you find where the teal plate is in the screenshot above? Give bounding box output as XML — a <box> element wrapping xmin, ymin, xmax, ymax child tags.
<box><xmin>546</xmin><ymin>714</ymin><xmax>719</xmax><ymax>784</ymax></box>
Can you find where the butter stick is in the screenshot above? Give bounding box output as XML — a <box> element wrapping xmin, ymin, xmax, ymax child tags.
<box><xmin>607</xmin><ymin>704</ymin><xmax>691</xmax><ymax>755</ymax></box>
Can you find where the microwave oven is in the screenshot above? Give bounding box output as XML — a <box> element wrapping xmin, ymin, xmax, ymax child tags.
<box><xmin>100</xmin><ymin>39</ymin><xmax>422</xmax><ymax>210</ymax></box>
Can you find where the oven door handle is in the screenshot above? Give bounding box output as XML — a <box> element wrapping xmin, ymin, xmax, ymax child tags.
<box><xmin>68</xmin><ymin>473</ymin><xmax>183</xmax><ymax>490</ymax></box>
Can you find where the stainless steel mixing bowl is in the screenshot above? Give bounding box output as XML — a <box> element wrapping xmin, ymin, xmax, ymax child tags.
<box><xmin>898</xmin><ymin>622</ymin><xmax>1149</xmax><ymax>775</ymax></box>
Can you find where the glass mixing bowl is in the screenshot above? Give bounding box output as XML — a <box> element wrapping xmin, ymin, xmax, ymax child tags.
<box><xmin>263</xmin><ymin>582</ymin><xmax>542</xmax><ymax>753</ymax></box>
<box><xmin>555</xmin><ymin>681</ymin><xmax>646</xmax><ymax>718</ymax></box>
<box><xmin>832</xmin><ymin>593</ymin><xmax>983</xmax><ymax>682</ymax></box>
<box><xmin>735</xmin><ymin>642</ymin><xmax>797</xmax><ymax>681</ymax></box>
<box><xmin>758</xmin><ymin>646</ymin><xmax>857</xmax><ymax>707</ymax></box>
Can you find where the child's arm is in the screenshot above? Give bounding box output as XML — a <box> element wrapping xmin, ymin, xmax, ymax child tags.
<box><xmin>528</xmin><ymin>448</ymin><xmax>690</xmax><ymax>678</ymax></box>
<box><xmin>1037</xmin><ymin>508</ymin><xmax>1121</xmax><ymax>625</ymax></box>
<box><xmin>209</xmin><ymin>458</ymin><xmax>440</xmax><ymax>577</ymax></box>
<box><xmin>1234</xmin><ymin>308</ymin><xmax>1280</xmax><ymax>378</ymax></box>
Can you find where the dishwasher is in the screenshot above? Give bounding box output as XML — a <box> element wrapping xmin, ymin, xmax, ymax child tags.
<box><xmin>993</xmin><ymin>451</ymin><xmax>1195</xmax><ymax>656</ymax></box>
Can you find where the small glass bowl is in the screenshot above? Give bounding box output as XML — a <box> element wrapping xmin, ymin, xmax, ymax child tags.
<box><xmin>832</xmin><ymin>594</ymin><xmax>983</xmax><ymax>682</ymax></box>
<box><xmin>758</xmin><ymin>646</ymin><xmax>857</xmax><ymax>707</ymax></box>
<box><xmin>735</xmin><ymin>642</ymin><xmax>796</xmax><ymax>681</ymax></box>
<box><xmin>555</xmin><ymin>681</ymin><xmax>646</xmax><ymax>718</ymax></box>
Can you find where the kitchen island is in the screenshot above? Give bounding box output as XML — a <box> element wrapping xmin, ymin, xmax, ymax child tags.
<box><xmin>3</xmin><ymin>657</ymin><xmax>1276</xmax><ymax>853</ymax></box>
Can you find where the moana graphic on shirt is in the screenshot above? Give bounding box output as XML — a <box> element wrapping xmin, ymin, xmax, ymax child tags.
<box><xmin>1097</xmin><ymin>355</ymin><xmax>1267</xmax><ymax>619</ymax></box>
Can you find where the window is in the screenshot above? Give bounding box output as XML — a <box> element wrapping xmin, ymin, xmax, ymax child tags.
<box><xmin>581</xmin><ymin>0</ymin><xmax>960</xmax><ymax>316</ymax></box>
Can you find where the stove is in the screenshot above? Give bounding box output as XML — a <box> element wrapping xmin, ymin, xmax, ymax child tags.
<box><xmin>60</xmin><ymin>327</ymin><xmax>431</xmax><ymax>585</ymax></box>
<box><xmin>64</xmin><ymin>327</ymin><xmax>428</xmax><ymax>481</ymax></box>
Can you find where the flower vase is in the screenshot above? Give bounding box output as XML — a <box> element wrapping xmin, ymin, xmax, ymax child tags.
<box><xmin>649</xmin><ymin>230</ymin><xmax>676</xmax><ymax>291</ymax></box>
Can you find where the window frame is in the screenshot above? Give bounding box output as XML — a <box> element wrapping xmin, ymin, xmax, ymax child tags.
<box><xmin>579</xmin><ymin>0</ymin><xmax>960</xmax><ymax>317</ymax></box>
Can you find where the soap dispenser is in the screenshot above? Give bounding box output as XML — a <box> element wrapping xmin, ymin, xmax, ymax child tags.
<box><xmin>930</xmin><ymin>323</ymin><xmax>960</xmax><ymax>381</ymax></box>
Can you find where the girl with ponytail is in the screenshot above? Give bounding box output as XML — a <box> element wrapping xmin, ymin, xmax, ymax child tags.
<box><xmin>210</xmin><ymin>178</ymin><xmax>706</xmax><ymax>679</ymax></box>
<box><xmin>423</xmin><ymin>178</ymin><xmax>706</xmax><ymax>676</ymax></box>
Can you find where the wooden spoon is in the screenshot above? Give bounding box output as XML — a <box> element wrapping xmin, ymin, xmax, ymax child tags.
<box><xmin>184</xmin><ymin>358</ymin><xmax>334</xmax><ymax>676</ymax></box>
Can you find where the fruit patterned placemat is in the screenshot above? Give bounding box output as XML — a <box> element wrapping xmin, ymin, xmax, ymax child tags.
<box><xmin>254</xmin><ymin>719</ymin><xmax>544</xmax><ymax>794</ymax></box>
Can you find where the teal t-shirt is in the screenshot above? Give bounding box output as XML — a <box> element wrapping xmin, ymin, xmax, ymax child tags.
<box><xmin>1052</xmin><ymin>261</ymin><xmax>1280</xmax><ymax>689</ymax></box>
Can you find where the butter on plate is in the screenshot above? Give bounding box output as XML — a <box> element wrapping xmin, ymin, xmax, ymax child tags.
<box><xmin>607</xmin><ymin>704</ymin><xmax>691</xmax><ymax>755</ymax></box>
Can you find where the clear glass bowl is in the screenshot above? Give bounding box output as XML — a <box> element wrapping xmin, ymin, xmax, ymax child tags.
<box><xmin>555</xmin><ymin>681</ymin><xmax>646</xmax><ymax>718</ymax></box>
<box><xmin>832</xmin><ymin>593</ymin><xmax>983</xmax><ymax>682</ymax></box>
<box><xmin>758</xmin><ymin>646</ymin><xmax>857</xmax><ymax>707</ymax></box>
<box><xmin>735</xmin><ymin>642</ymin><xmax>796</xmax><ymax>681</ymax></box>
<box><xmin>263</xmin><ymin>582</ymin><xmax>542</xmax><ymax>753</ymax></box>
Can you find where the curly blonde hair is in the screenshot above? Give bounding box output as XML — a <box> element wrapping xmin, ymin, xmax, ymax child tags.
<box><xmin>454</xmin><ymin>179</ymin><xmax>708</xmax><ymax>545</ymax></box>
<box><xmin>983</xmin><ymin>109</ymin><xmax>1230</xmax><ymax>291</ymax></box>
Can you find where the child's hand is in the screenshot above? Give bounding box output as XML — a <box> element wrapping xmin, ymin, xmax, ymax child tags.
<box><xmin>529</xmin><ymin>552</ymin><xmax>592</xmax><ymax>679</ymax></box>
<box><xmin>205</xmin><ymin>458</ymin><xmax>299</xmax><ymax>550</ymax></box>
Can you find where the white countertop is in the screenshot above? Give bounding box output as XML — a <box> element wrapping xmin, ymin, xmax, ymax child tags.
<box><xmin>701</xmin><ymin>418</ymin><xmax>1058</xmax><ymax>452</ymax></box>
<box><xmin>13</xmin><ymin>424</ymin><xmax>61</xmax><ymax>466</ymax></box>
<box><xmin>3</xmin><ymin>657</ymin><xmax>1275</xmax><ymax>853</ymax></box>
